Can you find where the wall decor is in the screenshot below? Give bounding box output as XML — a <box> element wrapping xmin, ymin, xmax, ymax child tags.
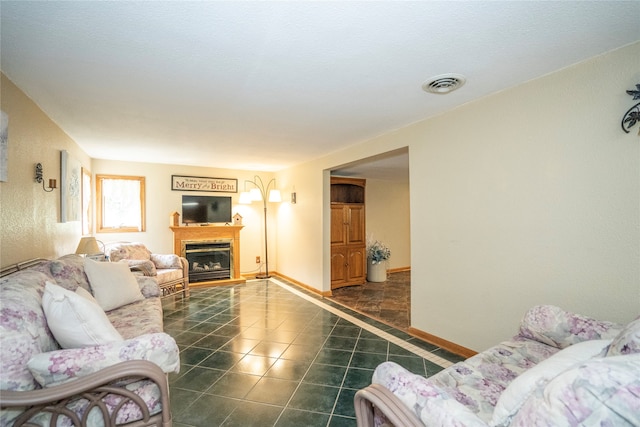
<box><xmin>81</xmin><ymin>167</ymin><xmax>92</xmax><ymax>234</ymax></box>
<box><xmin>171</xmin><ymin>175</ymin><xmax>237</xmax><ymax>193</ymax></box>
<box><xmin>60</xmin><ymin>150</ymin><xmax>81</xmax><ymax>222</ymax></box>
<box><xmin>621</xmin><ymin>83</ymin><xmax>640</xmax><ymax>134</ymax></box>
<box><xmin>0</xmin><ymin>110</ymin><xmax>8</xmax><ymax>182</ymax></box>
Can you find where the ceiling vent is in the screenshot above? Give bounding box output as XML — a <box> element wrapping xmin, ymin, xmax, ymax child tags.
<box><xmin>422</xmin><ymin>73</ymin><xmax>466</xmax><ymax>94</ymax></box>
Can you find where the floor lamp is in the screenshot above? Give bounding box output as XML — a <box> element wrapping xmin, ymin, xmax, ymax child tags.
<box><xmin>239</xmin><ymin>176</ymin><xmax>281</xmax><ymax>279</ymax></box>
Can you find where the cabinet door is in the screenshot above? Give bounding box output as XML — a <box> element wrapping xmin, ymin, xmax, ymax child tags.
<box><xmin>346</xmin><ymin>205</ymin><xmax>365</xmax><ymax>245</ymax></box>
<box><xmin>331</xmin><ymin>247</ymin><xmax>348</xmax><ymax>287</ymax></box>
<box><xmin>330</xmin><ymin>205</ymin><xmax>346</xmax><ymax>245</ymax></box>
<box><xmin>347</xmin><ymin>247</ymin><xmax>366</xmax><ymax>284</ymax></box>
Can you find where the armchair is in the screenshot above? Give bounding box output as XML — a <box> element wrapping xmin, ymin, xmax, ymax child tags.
<box><xmin>106</xmin><ymin>242</ymin><xmax>189</xmax><ymax>298</ymax></box>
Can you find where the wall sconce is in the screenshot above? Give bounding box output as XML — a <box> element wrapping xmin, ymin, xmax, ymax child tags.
<box><xmin>35</xmin><ymin>163</ymin><xmax>57</xmax><ymax>192</ymax></box>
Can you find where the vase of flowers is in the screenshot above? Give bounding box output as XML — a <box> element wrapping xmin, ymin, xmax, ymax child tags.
<box><xmin>367</xmin><ymin>239</ymin><xmax>390</xmax><ymax>282</ymax></box>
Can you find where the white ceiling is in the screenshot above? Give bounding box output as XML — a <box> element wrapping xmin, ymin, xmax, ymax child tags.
<box><xmin>2</xmin><ymin>1</ymin><xmax>639</xmax><ymax>177</ymax></box>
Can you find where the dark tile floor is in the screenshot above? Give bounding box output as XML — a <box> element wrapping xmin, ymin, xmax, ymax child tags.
<box><xmin>328</xmin><ymin>271</ymin><xmax>411</xmax><ymax>330</ymax></box>
<box><xmin>162</xmin><ymin>277</ymin><xmax>460</xmax><ymax>427</ymax></box>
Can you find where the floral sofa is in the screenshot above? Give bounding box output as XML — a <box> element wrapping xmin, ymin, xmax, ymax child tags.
<box><xmin>105</xmin><ymin>242</ymin><xmax>189</xmax><ymax>298</ymax></box>
<box><xmin>0</xmin><ymin>254</ymin><xmax>180</xmax><ymax>426</ymax></box>
<box><xmin>355</xmin><ymin>305</ymin><xmax>640</xmax><ymax>427</ymax></box>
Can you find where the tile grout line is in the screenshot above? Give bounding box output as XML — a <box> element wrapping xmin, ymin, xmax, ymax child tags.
<box><xmin>268</xmin><ymin>278</ymin><xmax>453</xmax><ymax>369</ymax></box>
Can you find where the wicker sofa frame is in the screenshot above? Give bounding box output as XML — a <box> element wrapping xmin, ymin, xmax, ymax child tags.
<box><xmin>0</xmin><ymin>258</ymin><xmax>174</xmax><ymax>426</ymax></box>
<box><xmin>0</xmin><ymin>360</ymin><xmax>171</xmax><ymax>427</ymax></box>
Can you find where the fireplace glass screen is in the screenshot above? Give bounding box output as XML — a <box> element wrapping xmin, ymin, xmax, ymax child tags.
<box><xmin>183</xmin><ymin>240</ymin><xmax>231</xmax><ymax>282</ymax></box>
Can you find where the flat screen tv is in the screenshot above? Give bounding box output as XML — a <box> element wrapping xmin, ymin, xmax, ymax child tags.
<box><xmin>181</xmin><ymin>195</ymin><xmax>232</xmax><ymax>225</ymax></box>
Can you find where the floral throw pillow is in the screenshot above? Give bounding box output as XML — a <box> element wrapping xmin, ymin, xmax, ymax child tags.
<box><xmin>606</xmin><ymin>316</ymin><xmax>640</xmax><ymax>356</ymax></box>
<box><xmin>519</xmin><ymin>305</ymin><xmax>621</xmax><ymax>349</ymax></box>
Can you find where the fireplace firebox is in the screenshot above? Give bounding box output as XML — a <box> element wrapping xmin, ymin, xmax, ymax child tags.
<box><xmin>183</xmin><ymin>240</ymin><xmax>232</xmax><ymax>283</ymax></box>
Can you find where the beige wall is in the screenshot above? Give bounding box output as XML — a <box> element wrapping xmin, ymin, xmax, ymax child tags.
<box><xmin>277</xmin><ymin>42</ymin><xmax>640</xmax><ymax>351</ymax></box>
<box><xmin>405</xmin><ymin>42</ymin><xmax>639</xmax><ymax>350</ymax></box>
<box><xmin>366</xmin><ymin>178</ymin><xmax>410</xmax><ymax>270</ymax></box>
<box><xmin>0</xmin><ymin>74</ymin><xmax>91</xmax><ymax>265</ymax></box>
<box><xmin>273</xmin><ymin>161</ymin><xmax>326</xmax><ymax>287</ymax></box>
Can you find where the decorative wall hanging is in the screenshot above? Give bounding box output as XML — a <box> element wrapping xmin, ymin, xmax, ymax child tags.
<box><xmin>171</xmin><ymin>175</ymin><xmax>237</xmax><ymax>193</ymax></box>
<box><xmin>0</xmin><ymin>111</ymin><xmax>8</xmax><ymax>182</ymax></box>
<box><xmin>621</xmin><ymin>83</ymin><xmax>640</xmax><ymax>134</ymax></box>
<box><xmin>60</xmin><ymin>150</ymin><xmax>81</xmax><ymax>222</ymax></box>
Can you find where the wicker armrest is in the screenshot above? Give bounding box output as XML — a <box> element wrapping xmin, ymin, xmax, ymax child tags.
<box><xmin>1</xmin><ymin>360</ymin><xmax>171</xmax><ymax>427</ymax></box>
<box><xmin>354</xmin><ymin>383</ymin><xmax>423</xmax><ymax>427</ymax></box>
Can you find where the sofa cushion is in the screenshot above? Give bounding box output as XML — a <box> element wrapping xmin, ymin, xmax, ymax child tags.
<box><xmin>606</xmin><ymin>316</ymin><xmax>640</xmax><ymax>356</ymax></box>
<box><xmin>42</xmin><ymin>282</ymin><xmax>123</xmax><ymax>348</ymax></box>
<box><xmin>156</xmin><ymin>268</ymin><xmax>184</xmax><ymax>285</ymax></box>
<box><xmin>0</xmin><ymin>270</ymin><xmax>59</xmax><ymax>392</ymax></box>
<box><xmin>33</xmin><ymin>255</ymin><xmax>91</xmax><ymax>292</ymax></box>
<box><xmin>126</xmin><ymin>259</ymin><xmax>157</xmax><ymax>276</ymax></box>
<box><xmin>107</xmin><ymin>298</ymin><xmax>164</xmax><ymax>339</ymax></box>
<box><xmin>27</xmin><ymin>332</ymin><xmax>179</xmax><ymax>388</ymax></box>
<box><xmin>372</xmin><ymin>361</ymin><xmax>485</xmax><ymax>427</ymax></box>
<box><xmin>136</xmin><ymin>275</ymin><xmax>161</xmax><ymax>298</ymax></box>
<box><xmin>108</xmin><ymin>242</ymin><xmax>152</xmax><ymax>262</ymax></box>
<box><xmin>84</xmin><ymin>258</ymin><xmax>144</xmax><ymax>311</ymax></box>
<box><xmin>518</xmin><ymin>305</ymin><xmax>622</xmax><ymax>349</ymax></box>
<box><xmin>509</xmin><ymin>355</ymin><xmax>640</xmax><ymax>426</ymax></box>
<box><xmin>150</xmin><ymin>253</ymin><xmax>182</xmax><ymax>269</ymax></box>
<box><xmin>490</xmin><ymin>339</ymin><xmax>611</xmax><ymax>427</ymax></box>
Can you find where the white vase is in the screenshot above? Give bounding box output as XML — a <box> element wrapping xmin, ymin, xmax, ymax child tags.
<box><xmin>367</xmin><ymin>260</ymin><xmax>387</xmax><ymax>282</ymax></box>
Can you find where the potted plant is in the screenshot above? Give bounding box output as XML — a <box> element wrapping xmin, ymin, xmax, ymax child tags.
<box><xmin>367</xmin><ymin>239</ymin><xmax>390</xmax><ymax>282</ymax></box>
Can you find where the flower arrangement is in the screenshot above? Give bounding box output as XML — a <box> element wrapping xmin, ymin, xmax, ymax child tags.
<box><xmin>367</xmin><ymin>240</ymin><xmax>391</xmax><ymax>264</ymax></box>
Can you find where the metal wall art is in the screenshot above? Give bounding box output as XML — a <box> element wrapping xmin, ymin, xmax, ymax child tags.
<box><xmin>621</xmin><ymin>83</ymin><xmax>640</xmax><ymax>134</ymax></box>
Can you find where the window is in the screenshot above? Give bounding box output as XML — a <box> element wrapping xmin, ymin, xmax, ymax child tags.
<box><xmin>96</xmin><ymin>175</ymin><xmax>146</xmax><ymax>233</ymax></box>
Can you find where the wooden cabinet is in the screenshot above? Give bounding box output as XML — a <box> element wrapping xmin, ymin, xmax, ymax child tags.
<box><xmin>331</xmin><ymin>204</ymin><xmax>365</xmax><ymax>245</ymax></box>
<box><xmin>331</xmin><ymin>246</ymin><xmax>366</xmax><ymax>287</ymax></box>
<box><xmin>331</xmin><ymin>177</ymin><xmax>366</xmax><ymax>289</ymax></box>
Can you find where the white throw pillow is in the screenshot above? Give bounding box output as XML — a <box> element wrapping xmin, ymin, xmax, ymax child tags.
<box><xmin>42</xmin><ymin>282</ymin><xmax>123</xmax><ymax>348</ymax></box>
<box><xmin>84</xmin><ymin>258</ymin><xmax>144</xmax><ymax>311</ymax></box>
<box><xmin>490</xmin><ymin>339</ymin><xmax>611</xmax><ymax>427</ymax></box>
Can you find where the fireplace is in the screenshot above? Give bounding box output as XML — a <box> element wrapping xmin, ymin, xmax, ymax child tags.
<box><xmin>183</xmin><ymin>240</ymin><xmax>232</xmax><ymax>283</ymax></box>
<box><xmin>170</xmin><ymin>225</ymin><xmax>244</xmax><ymax>286</ymax></box>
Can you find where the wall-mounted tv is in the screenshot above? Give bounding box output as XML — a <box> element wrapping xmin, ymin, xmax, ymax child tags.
<box><xmin>182</xmin><ymin>195</ymin><xmax>232</xmax><ymax>225</ymax></box>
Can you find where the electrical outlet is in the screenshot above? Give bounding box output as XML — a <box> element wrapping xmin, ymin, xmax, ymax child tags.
<box><xmin>256</xmin><ymin>256</ymin><xmax>261</xmax><ymax>264</ymax></box>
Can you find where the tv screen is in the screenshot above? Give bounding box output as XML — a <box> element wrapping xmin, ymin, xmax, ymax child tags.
<box><xmin>182</xmin><ymin>195</ymin><xmax>232</xmax><ymax>224</ymax></box>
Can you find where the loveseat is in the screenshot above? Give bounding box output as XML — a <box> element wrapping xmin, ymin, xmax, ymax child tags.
<box><xmin>0</xmin><ymin>254</ymin><xmax>180</xmax><ymax>426</ymax></box>
<box><xmin>355</xmin><ymin>305</ymin><xmax>640</xmax><ymax>427</ymax></box>
<box><xmin>105</xmin><ymin>242</ymin><xmax>189</xmax><ymax>298</ymax></box>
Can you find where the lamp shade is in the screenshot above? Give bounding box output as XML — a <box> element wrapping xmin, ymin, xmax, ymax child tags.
<box><xmin>239</xmin><ymin>191</ymin><xmax>253</xmax><ymax>204</ymax></box>
<box><xmin>249</xmin><ymin>188</ymin><xmax>262</xmax><ymax>201</ymax></box>
<box><xmin>268</xmin><ymin>189</ymin><xmax>282</xmax><ymax>203</ymax></box>
<box><xmin>75</xmin><ymin>237</ymin><xmax>101</xmax><ymax>255</ymax></box>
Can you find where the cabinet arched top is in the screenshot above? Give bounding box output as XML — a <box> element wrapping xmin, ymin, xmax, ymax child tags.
<box><xmin>331</xmin><ymin>177</ymin><xmax>366</xmax><ymax>204</ymax></box>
